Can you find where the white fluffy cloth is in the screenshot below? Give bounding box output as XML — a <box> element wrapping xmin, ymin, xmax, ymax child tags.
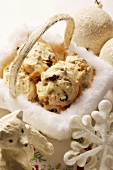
<box><xmin>0</xmin><ymin>23</ymin><xmax>113</xmax><ymax>140</ymax></box>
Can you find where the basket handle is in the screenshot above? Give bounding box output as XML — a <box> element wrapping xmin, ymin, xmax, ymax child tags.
<box><xmin>9</xmin><ymin>13</ymin><xmax>75</xmax><ymax>97</ymax></box>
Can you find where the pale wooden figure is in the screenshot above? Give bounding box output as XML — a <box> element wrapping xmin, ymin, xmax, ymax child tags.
<box><xmin>0</xmin><ymin>110</ymin><xmax>54</xmax><ymax>170</ymax></box>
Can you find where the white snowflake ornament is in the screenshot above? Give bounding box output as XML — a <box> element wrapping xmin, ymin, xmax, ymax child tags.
<box><xmin>64</xmin><ymin>100</ymin><xmax>113</xmax><ymax>170</ymax></box>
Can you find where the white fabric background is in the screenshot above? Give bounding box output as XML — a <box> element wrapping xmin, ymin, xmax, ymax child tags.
<box><xmin>0</xmin><ymin>0</ymin><xmax>113</xmax><ymax>44</ymax></box>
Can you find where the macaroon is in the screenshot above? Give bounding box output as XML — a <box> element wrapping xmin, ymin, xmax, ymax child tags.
<box><xmin>36</xmin><ymin>60</ymin><xmax>80</xmax><ymax>113</ymax></box>
<box><xmin>3</xmin><ymin>63</ymin><xmax>37</xmax><ymax>101</ymax></box>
